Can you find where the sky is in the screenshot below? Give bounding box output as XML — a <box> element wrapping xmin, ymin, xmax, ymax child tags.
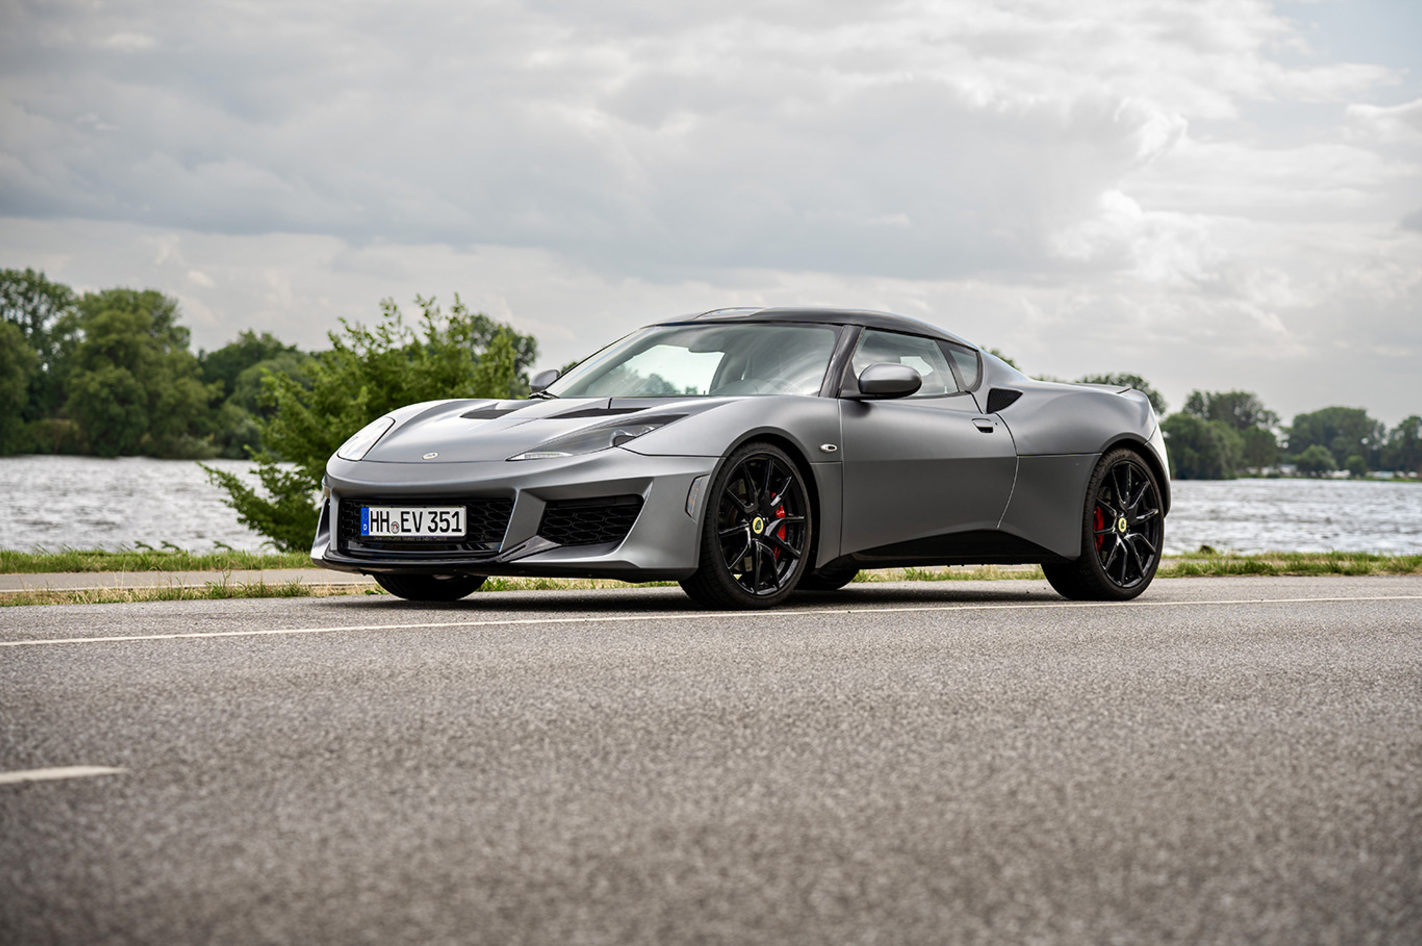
<box><xmin>1</xmin><ymin>0</ymin><xmax>1419</xmax><ymax>424</ymax></box>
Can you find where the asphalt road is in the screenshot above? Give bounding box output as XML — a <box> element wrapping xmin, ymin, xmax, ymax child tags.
<box><xmin>2</xmin><ymin>576</ymin><xmax>1420</xmax><ymax>945</ymax></box>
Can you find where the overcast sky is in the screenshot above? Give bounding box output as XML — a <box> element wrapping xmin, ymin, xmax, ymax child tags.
<box><xmin>2</xmin><ymin>0</ymin><xmax>1419</xmax><ymax>423</ymax></box>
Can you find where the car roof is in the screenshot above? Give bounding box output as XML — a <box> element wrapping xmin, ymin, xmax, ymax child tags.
<box><xmin>661</xmin><ymin>306</ymin><xmax>977</xmax><ymax>349</ymax></box>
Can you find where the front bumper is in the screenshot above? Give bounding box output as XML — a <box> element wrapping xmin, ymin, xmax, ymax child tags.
<box><xmin>311</xmin><ymin>448</ymin><xmax>718</xmax><ymax>582</ymax></box>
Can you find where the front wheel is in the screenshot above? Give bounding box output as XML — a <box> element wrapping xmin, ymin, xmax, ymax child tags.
<box><xmin>374</xmin><ymin>573</ymin><xmax>486</xmax><ymax>602</ymax></box>
<box><xmin>1042</xmin><ymin>448</ymin><xmax>1164</xmax><ymax>601</ymax></box>
<box><xmin>680</xmin><ymin>443</ymin><xmax>813</xmax><ymax>609</ymax></box>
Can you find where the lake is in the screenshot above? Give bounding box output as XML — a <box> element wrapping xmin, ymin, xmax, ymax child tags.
<box><xmin>0</xmin><ymin>455</ymin><xmax>1419</xmax><ymax>555</ymax></box>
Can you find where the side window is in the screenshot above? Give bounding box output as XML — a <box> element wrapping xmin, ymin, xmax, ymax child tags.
<box><xmin>941</xmin><ymin>342</ymin><xmax>981</xmax><ymax>390</ymax></box>
<box><xmin>850</xmin><ymin>330</ymin><xmax>960</xmax><ymax>398</ymax></box>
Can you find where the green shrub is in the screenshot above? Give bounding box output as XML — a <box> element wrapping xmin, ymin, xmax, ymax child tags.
<box><xmin>206</xmin><ymin>296</ymin><xmax>535</xmax><ymax>551</ymax></box>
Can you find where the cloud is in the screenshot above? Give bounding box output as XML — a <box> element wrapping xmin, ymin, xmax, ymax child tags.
<box><xmin>1</xmin><ymin>0</ymin><xmax>1419</xmax><ymax>424</ymax></box>
<box><xmin>1</xmin><ymin>0</ymin><xmax>1398</xmax><ymax>278</ymax></box>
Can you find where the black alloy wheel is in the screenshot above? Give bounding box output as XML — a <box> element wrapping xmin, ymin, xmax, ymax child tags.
<box><xmin>1042</xmin><ymin>447</ymin><xmax>1164</xmax><ymax>601</ymax></box>
<box><xmin>374</xmin><ymin>572</ymin><xmax>487</xmax><ymax>602</ymax></box>
<box><xmin>681</xmin><ymin>442</ymin><xmax>813</xmax><ymax>609</ymax></box>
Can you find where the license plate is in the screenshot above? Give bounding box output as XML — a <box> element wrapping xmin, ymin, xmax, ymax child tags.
<box><xmin>360</xmin><ymin>505</ymin><xmax>466</xmax><ymax>539</ymax></box>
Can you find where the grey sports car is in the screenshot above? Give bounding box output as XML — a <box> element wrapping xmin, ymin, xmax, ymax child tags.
<box><xmin>311</xmin><ymin>307</ymin><xmax>1169</xmax><ymax>607</ymax></box>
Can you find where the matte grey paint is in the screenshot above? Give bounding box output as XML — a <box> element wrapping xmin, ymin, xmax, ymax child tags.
<box><xmin>313</xmin><ymin>306</ymin><xmax>1168</xmax><ymax>586</ymax></box>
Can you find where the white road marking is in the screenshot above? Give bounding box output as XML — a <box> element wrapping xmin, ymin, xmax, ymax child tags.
<box><xmin>0</xmin><ymin>766</ymin><xmax>127</xmax><ymax>785</ymax></box>
<box><xmin>0</xmin><ymin>594</ymin><xmax>1419</xmax><ymax>649</ymax></box>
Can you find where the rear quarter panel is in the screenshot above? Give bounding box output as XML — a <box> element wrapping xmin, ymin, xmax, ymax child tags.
<box><xmin>997</xmin><ymin>381</ymin><xmax>1160</xmax><ymax>559</ymax></box>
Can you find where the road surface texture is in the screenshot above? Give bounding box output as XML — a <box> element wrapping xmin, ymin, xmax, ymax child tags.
<box><xmin>2</xmin><ymin>576</ymin><xmax>1420</xmax><ymax>945</ymax></box>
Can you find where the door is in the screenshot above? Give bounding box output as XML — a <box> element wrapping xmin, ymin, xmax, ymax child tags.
<box><xmin>837</xmin><ymin>330</ymin><xmax>1017</xmax><ymax>558</ymax></box>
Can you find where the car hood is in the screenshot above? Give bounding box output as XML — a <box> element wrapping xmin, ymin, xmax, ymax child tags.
<box><xmin>361</xmin><ymin>397</ymin><xmax>708</xmax><ymax>463</ymax></box>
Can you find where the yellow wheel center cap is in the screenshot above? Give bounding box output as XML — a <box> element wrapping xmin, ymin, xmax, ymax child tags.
<box><xmin>1117</xmin><ymin>517</ymin><xmax>1129</xmax><ymax>533</ymax></box>
<box><xmin>752</xmin><ymin>517</ymin><xmax>765</xmax><ymax>534</ymax></box>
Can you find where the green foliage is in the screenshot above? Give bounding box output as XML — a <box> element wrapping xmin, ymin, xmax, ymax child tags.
<box><xmin>1161</xmin><ymin>413</ymin><xmax>1243</xmax><ymax>479</ymax></box>
<box><xmin>1345</xmin><ymin>455</ymin><xmax>1369</xmax><ymax>478</ymax></box>
<box><xmin>206</xmin><ymin>295</ymin><xmax>536</xmax><ymax>551</ymax></box>
<box><xmin>1241</xmin><ymin>425</ymin><xmax>1280</xmax><ymax>470</ymax></box>
<box><xmin>199</xmin><ymin>330</ymin><xmax>299</xmax><ymax>398</ymax></box>
<box><xmin>1294</xmin><ymin>444</ymin><xmax>1338</xmax><ymax>476</ymax></box>
<box><xmin>0</xmin><ymin>321</ymin><xmax>38</xmax><ymax>452</ymax></box>
<box><xmin>1183</xmin><ymin>390</ymin><xmax>1278</xmax><ymax>431</ymax></box>
<box><xmin>0</xmin><ymin>267</ymin><xmax>79</xmax><ymax>420</ymax></box>
<box><xmin>1287</xmin><ymin>406</ymin><xmax>1385</xmax><ymax>469</ymax></box>
<box><xmin>65</xmin><ymin>289</ymin><xmax>222</xmax><ymax>457</ymax></box>
<box><xmin>1076</xmin><ymin>373</ymin><xmax>1167</xmax><ymax>415</ymax></box>
<box><xmin>1382</xmin><ymin>415</ymin><xmax>1422</xmax><ymax>475</ymax></box>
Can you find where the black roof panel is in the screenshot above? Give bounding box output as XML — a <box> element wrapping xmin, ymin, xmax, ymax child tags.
<box><xmin>663</xmin><ymin>306</ymin><xmax>974</xmax><ymax>348</ymax></box>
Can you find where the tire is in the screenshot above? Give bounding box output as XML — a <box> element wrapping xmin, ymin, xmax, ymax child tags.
<box><xmin>1042</xmin><ymin>447</ymin><xmax>1164</xmax><ymax>601</ymax></box>
<box><xmin>374</xmin><ymin>573</ymin><xmax>486</xmax><ymax>602</ymax></box>
<box><xmin>680</xmin><ymin>442</ymin><xmax>813</xmax><ymax>609</ymax></box>
<box><xmin>796</xmin><ymin>563</ymin><xmax>860</xmax><ymax>592</ymax></box>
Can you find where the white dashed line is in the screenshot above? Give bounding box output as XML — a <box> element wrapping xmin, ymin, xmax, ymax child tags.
<box><xmin>0</xmin><ymin>766</ymin><xmax>128</xmax><ymax>785</ymax></box>
<box><xmin>0</xmin><ymin>594</ymin><xmax>1418</xmax><ymax>648</ymax></box>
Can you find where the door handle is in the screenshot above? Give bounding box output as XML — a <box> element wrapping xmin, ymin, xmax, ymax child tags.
<box><xmin>972</xmin><ymin>417</ymin><xmax>997</xmax><ymax>433</ymax></box>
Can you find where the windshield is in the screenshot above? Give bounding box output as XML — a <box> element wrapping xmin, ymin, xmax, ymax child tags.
<box><xmin>546</xmin><ymin>323</ymin><xmax>840</xmax><ymax>398</ymax></box>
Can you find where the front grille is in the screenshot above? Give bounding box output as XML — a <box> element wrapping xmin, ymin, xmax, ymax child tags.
<box><xmin>538</xmin><ymin>495</ymin><xmax>643</xmax><ymax>547</ymax></box>
<box><xmin>337</xmin><ymin>497</ymin><xmax>514</xmax><ymax>556</ymax></box>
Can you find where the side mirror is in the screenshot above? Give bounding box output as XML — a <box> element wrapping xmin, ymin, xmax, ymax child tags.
<box><xmin>855</xmin><ymin>363</ymin><xmax>922</xmax><ymax>399</ymax></box>
<box><xmin>529</xmin><ymin>368</ymin><xmax>561</xmax><ymax>393</ymax></box>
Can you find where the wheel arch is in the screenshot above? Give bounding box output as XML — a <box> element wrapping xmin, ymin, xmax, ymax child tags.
<box><xmin>720</xmin><ymin>430</ymin><xmax>828</xmax><ymax>568</ymax></box>
<box><xmin>1102</xmin><ymin>434</ymin><xmax>1171</xmax><ymax>515</ymax></box>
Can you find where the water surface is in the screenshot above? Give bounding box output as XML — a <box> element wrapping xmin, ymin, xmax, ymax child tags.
<box><xmin>0</xmin><ymin>456</ymin><xmax>1418</xmax><ymax>555</ymax></box>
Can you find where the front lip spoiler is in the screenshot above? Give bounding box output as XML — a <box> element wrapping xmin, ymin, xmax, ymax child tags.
<box><xmin>320</xmin><ymin>535</ymin><xmax>563</xmax><ymax>573</ymax></box>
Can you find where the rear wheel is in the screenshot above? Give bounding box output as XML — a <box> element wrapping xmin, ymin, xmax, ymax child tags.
<box><xmin>680</xmin><ymin>443</ymin><xmax>813</xmax><ymax>609</ymax></box>
<box><xmin>374</xmin><ymin>573</ymin><xmax>486</xmax><ymax>601</ymax></box>
<box><xmin>1042</xmin><ymin>448</ymin><xmax>1164</xmax><ymax>601</ymax></box>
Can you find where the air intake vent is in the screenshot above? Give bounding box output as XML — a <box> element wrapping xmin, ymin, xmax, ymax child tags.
<box><xmin>986</xmin><ymin>388</ymin><xmax>1022</xmax><ymax>413</ymax></box>
<box><xmin>538</xmin><ymin>495</ymin><xmax>644</xmax><ymax>547</ymax></box>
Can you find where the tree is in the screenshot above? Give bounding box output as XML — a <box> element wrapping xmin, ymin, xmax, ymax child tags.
<box><xmin>65</xmin><ymin>289</ymin><xmax>221</xmax><ymax>457</ymax></box>
<box><xmin>1345</xmin><ymin>455</ymin><xmax>1369</xmax><ymax>478</ymax></box>
<box><xmin>0</xmin><ymin>321</ymin><xmax>38</xmax><ymax>453</ymax></box>
<box><xmin>199</xmin><ymin>330</ymin><xmax>300</xmax><ymax>400</ymax></box>
<box><xmin>1077</xmin><ymin>373</ymin><xmax>1167</xmax><ymax>415</ymax></box>
<box><xmin>206</xmin><ymin>296</ymin><xmax>537</xmax><ymax>551</ymax></box>
<box><xmin>1241</xmin><ymin>425</ymin><xmax>1280</xmax><ymax>471</ymax></box>
<box><xmin>1160</xmin><ymin>413</ymin><xmax>1243</xmax><ymax>479</ymax></box>
<box><xmin>1182</xmin><ymin>390</ymin><xmax>1278</xmax><ymax>432</ymax></box>
<box><xmin>1382</xmin><ymin>415</ymin><xmax>1422</xmax><ymax>475</ymax></box>
<box><xmin>1295</xmin><ymin>444</ymin><xmax>1338</xmax><ymax>477</ymax></box>
<box><xmin>1286</xmin><ymin>407</ymin><xmax>1385</xmax><ymax>470</ymax></box>
<box><xmin>0</xmin><ymin>268</ymin><xmax>79</xmax><ymax>421</ymax></box>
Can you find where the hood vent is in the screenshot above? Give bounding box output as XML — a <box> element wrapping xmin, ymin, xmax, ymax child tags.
<box><xmin>462</xmin><ymin>405</ymin><xmax>532</xmax><ymax>419</ymax></box>
<box><xmin>552</xmin><ymin>406</ymin><xmax>645</xmax><ymax>419</ymax></box>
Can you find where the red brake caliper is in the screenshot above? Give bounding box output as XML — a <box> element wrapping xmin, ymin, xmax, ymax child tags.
<box><xmin>1093</xmin><ymin>505</ymin><xmax>1106</xmax><ymax>551</ymax></box>
<box><xmin>773</xmin><ymin>505</ymin><xmax>787</xmax><ymax>559</ymax></box>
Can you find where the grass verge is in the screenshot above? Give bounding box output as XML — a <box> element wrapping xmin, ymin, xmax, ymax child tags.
<box><xmin>0</xmin><ymin>547</ymin><xmax>309</xmax><ymax>574</ymax></box>
<box><xmin>1</xmin><ymin>552</ymin><xmax>1416</xmax><ymax>607</ymax></box>
<box><xmin>0</xmin><ymin>579</ymin><xmax>375</xmax><ymax>607</ymax></box>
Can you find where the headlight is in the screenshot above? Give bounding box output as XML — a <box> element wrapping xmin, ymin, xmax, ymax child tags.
<box><xmin>336</xmin><ymin>416</ymin><xmax>396</xmax><ymax>461</ymax></box>
<box><xmin>508</xmin><ymin>414</ymin><xmax>683</xmax><ymax>461</ymax></box>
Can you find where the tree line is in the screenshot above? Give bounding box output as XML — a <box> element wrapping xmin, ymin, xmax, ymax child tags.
<box><xmin>4</xmin><ymin>263</ymin><xmax>1418</xmax><ymax>533</ymax></box>
<box><xmin>0</xmin><ymin>268</ymin><xmax>536</xmax><ymax>464</ymax></box>
<box><xmin>1017</xmin><ymin>367</ymin><xmax>1418</xmax><ymax>480</ymax></box>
